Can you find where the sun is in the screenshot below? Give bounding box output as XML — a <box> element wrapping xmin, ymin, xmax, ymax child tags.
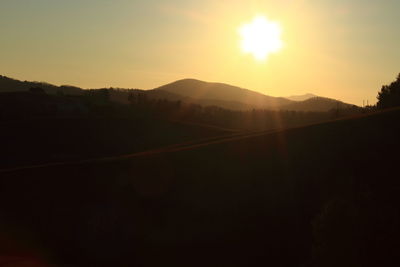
<box><xmin>239</xmin><ymin>16</ymin><xmax>283</xmax><ymax>61</ymax></box>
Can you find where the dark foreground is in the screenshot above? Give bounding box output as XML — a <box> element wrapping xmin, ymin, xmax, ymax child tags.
<box><xmin>1</xmin><ymin>109</ymin><xmax>400</xmax><ymax>267</ymax></box>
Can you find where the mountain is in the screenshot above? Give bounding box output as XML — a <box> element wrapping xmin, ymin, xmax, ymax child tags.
<box><xmin>283</xmin><ymin>96</ymin><xmax>356</xmax><ymax>112</ymax></box>
<box><xmin>151</xmin><ymin>79</ymin><xmax>357</xmax><ymax>111</ymax></box>
<box><xmin>152</xmin><ymin>79</ymin><xmax>293</xmax><ymax>110</ymax></box>
<box><xmin>1</xmin><ymin>75</ymin><xmax>357</xmax><ymax>112</ymax></box>
<box><xmin>0</xmin><ymin>75</ymin><xmax>83</xmax><ymax>95</ymax></box>
<box><xmin>286</xmin><ymin>93</ymin><xmax>317</xmax><ymax>101</ymax></box>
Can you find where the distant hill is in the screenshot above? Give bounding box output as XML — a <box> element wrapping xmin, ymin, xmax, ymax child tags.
<box><xmin>152</xmin><ymin>79</ymin><xmax>293</xmax><ymax>110</ymax></box>
<box><xmin>151</xmin><ymin>79</ymin><xmax>356</xmax><ymax>112</ymax></box>
<box><xmin>0</xmin><ymin>75</ymin><xmax>83</xmax><ymax>95</ymax></box>
<box><xmin>283</xmin><ymin>96</ymin><xmax>356</xmax><ymax>112</ymax></box>
<box><xmin>0</xmin><ymin>75</ymin><xmax>357</xmax><ymax>112</ymax></box>
<box><xmin>286</xmin><ymin>93</ymin><xmax>317</xmax><ymax>101</ymax></box>
<box><xmin>141</xmin><ymin>88</ymin><xmax>252</xmax><ymax>110</ymax></box>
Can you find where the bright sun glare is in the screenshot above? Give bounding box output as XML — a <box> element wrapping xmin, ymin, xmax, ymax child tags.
<box><xmin>239</xmin><ymin>16</ymin><xmax>283</xmax><ymax>61</ymax></box>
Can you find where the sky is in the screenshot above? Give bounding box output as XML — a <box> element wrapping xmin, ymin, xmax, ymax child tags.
<box><xmin>0</xmin><ymin>0</ymin><xmax>399</xmax><ymax>105</ymax></box>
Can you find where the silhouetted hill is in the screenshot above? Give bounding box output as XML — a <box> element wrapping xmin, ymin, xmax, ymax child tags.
<box><xmin>152</xmin><ymin>78</ymin><xmax>293</xmax><ymax>109</ymax></box>
<box><xmin>0</xmin><ymin>76</ymin><xmax>259</xmax><ymax>110</ymax></box>
<box><xmin>106</xmin><ymin>88</ymin><xmax>251</xmax><ymax>112</ymax></box>
<box><xmin>0</xmin><ymin>91</ymin><xmax>88</xmax><ymax>119</ymax></box>
<box><xmin>0</xmin><ymin>75</ymin><xmax>357</xmax><ymax>112</ymax></box>
<box><xmin>0</xmin><ymin>75</ymin><xmax>83</xmax><ymax>95</ymax></box>
<box><xmin>286</xmin><ymin>93</ymin><xmax>317</xmax><ymax>101</ymax></box>
<box><xmin>283</xmin><ymin>96</ymin><xmax>356</xmax><ymax>112</ymax></box>
<box><xmin>0</xmin><ymin>116</ymin><xmax>230</xmax><ymax>169</ymax></box>
<box><xmin>134</xmin><ymin>89</ymin><xmax>252</xmax><ymax>111</ymax></box>
<box><xmin>152</xmin><ymin>79</ymin><xmax>356</xmax><ymax>112</ymax></box>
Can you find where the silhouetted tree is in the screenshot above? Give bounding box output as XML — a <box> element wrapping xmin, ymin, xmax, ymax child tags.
<box><xmin>86</xmin><ymin>89</ymin><xmax>110</xmax><ymax>104</ymax></box>
<box><xmin>377</xmin><ymin>73</ymin><xmax>400</xmax><ymax>109</ymax></box>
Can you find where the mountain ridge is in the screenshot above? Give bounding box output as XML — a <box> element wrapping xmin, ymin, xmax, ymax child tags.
<box><xmin>152</xmin><ymin>78</ymin><xmax>293</xmax><ymax>110</ymax></box>
<box><xmin>0</xmin><ymin>75</ymin><xmax>357</xmax><ymax>112</ymax></box>
<box><xmin>152</xmin><ymin>78</ymin><xmax>356</xmax><ymax>111</ymax></box>
<box><xmin>286</xmin><ymin>93</ymin><xmax>318</xmax><ymax>101</ymax></box>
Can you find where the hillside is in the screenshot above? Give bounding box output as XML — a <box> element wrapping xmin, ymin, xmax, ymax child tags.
<box><xmin>286</xmin><ymin>93</ymin><xmax>317</xmax><ymax>101</ymax></box>
<box><xmin>283</xmin><ymin>96</ymin><xmax>356</xmax><ymax>112</ymax></box>
<box><xmin>0</xmin><ymin>108</ymin><xmax>398</xmax><ymax>266</ymax></box>
<box><xmin>0</xmin><ymin>115</ymin><xmax>230</xmax><ymax>170</ymax></box>
<box><xmin>152</xmin><ymin>78</ymin><xmax>356</xmax><ymax>112</ymax></box>
<box><xmin>152</xmin><ymin>78</ymin><xmax>293</xmax><ymax>109</ymax></box>
<box><xmin>133</xmin><ymin>89</ymin><xmax>254</xmax><ymax>110</ymax></box>
<box><xmin>1</xmin><ymin>75</ymin><xmax>356</xmax><ymax>112</ymax></box>
<box><xmin>0</xmin><ymin>75</ymin><xmax>83</xmax><ymax>95</ymax></box>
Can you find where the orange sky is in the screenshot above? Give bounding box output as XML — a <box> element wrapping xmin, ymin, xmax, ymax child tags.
<box><xmin>1</xmin><ymin>0</ymin><xmax>399</xmax><ymax>105</ymax></box>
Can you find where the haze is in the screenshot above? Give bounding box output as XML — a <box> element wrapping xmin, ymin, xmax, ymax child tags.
<box><xmin>1</xmin><ymin>0</ymin><xmax>399</xmax><ymax>105</ymax></box>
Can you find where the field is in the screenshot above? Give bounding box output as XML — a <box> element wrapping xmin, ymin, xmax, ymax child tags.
<box><xmin>1</xmin><ymin>108</ymin><xmax>399</xmax><ymax>266</ymax></box>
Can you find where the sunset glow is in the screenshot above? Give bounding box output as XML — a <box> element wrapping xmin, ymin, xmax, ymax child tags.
<box><xmin>1</xmin><ymin>1</ymin><xmax>399</xmax><ymax>104</ymax></box>
<box><xmin>239</xmin><ymin>16</ymin><xmax>283</xmax><ymax>61</ymax></box>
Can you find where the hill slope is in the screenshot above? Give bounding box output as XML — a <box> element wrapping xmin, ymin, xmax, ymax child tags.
<box><xmin>1</xmin><ymin>108</ymin><xmax>399</xmax><ymax>266</ymax></box>
<box><xmin>286</xmin><ymin>93</ymin><xmax>317</xmax><ymax>101</ymax></box>
<box><xmin>0</xmin><ymin>75</ymin><xmax>83</xmax><ymax>95</ymax></box>
<box><xmin>283</xmin><ymin>96</ymin><xmax>356</xmax><ymax>112</ymax></box>
<box><xmin>1</xmin><ymin>75</ymin><xmax>357</xmax><ymax>112</ymax></box>
<box><xmin>152</xmin><ymin>78</ymin><xmax>293</xmax><ymax>109</ymax></box>
<box><xmin>152</xmin><ymin>78</ymin><xmax>356</xmax><ymax>111</ymax></box>
<box><xmin>0</xmin><ymin>112</ymin><xmax>231</xmax><ymax>169</ymax></box>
